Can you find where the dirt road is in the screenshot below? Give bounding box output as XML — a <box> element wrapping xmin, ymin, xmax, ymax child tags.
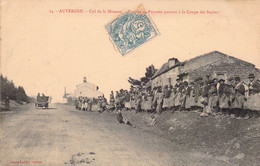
<box><xmin>0</xmin><ymin>104</ymin><xmax>230</xmax><ymax>166</ymax></box>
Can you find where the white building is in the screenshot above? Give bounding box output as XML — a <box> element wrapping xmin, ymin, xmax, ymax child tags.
<box><xmin>74</xmin><ymin>77</ymin><xmax>104</xmax><ymax>98</ymax></box>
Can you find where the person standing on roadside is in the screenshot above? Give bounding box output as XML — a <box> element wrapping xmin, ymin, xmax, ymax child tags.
<box><xmin>87</xmin><ymin>99</ymin><xmax>92</xmax><ymax>111</ymax></box>
<box><xmin>135</xmin><ymin>91</ymin><xmax>142</xmax><ymax>113</ymax></box>
<box><xmin>5</xmin><ymin>96</ymin><xmax>10</xmax><ymax>109</ymax></box>
<box><xmin>153</xmin><ymin>86</ymin><xmax>164</xmax><ymax>114</ymax></box>
<box><xmin>218</xmin><ymin>79</ymin><xmax>232</xmax><ymax>116</ymax></box>
<box><xmin>231</xmin><ymin>77</ymin><xmax>246</xmax><ymax>119</ymax></box>
<box><xmin>245</xmin><ymin>74</ymin><xmax>260</xmax><ymax>118</ymax></box>
<box><xmin>208</xmin><ymin>78</ymin><xmax>219</xmax><ymax>115</ymax></box>
<box><xmin>200</xmin><ymin>79</ymin><xmax>211</xmax><ymax>117</ymax></box>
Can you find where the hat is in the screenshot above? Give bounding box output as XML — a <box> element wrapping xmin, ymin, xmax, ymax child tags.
<box><xmin>195</xmin><ymin>77</ymin><xmax>203</xmax><ymax>82</ymax></box>
<box><xmin>213</xmin><ymin>78</ymin><xmax>218</xmax><ymax>82</ymax></box>
<box><xmin>183</xmin><ymin>81</ymin><xmax>188</xmax><ymax>85</ymax></box>
<box><xmin>157</xmin><ymin>86</ymin><xmax>162</xmax><ymax>92</ymax></box>
<box><xmin>234</xmin><ymin>76</ymin><xmax>240</xmax><ymax>81</ymax></box>
<box><xmin>248</xmin><ymin>73</ymin><xmax>255</xmax><ymax>78</ymax></box>
<box><xmin>176</xmin><ymin>78</ymin><xmax>180</xmax><ymax>81</ymax></box>
<box><xmin>218</xmin><ymin>79</ymin><xmax>225</xmax><ymax>82</ymax></box>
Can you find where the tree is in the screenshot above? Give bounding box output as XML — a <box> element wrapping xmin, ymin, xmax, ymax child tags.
<box><xmin>140</xmin><ymin>77</ymin><xmax>149</xmax><ymax>84</ymax></box>
<box><xmin>0</xmin><ymin>74</ymin><xmax>29</xmax><ymax>102</ymax></box>
<box><xmin>128</xmin><ymin>77</ymin><xmax>141</xmax><ymax>86</ymax></box>
<box><xmin>16</xmin><ymin>86</ymin><xmax>28</xmax><ymax>102</ymax></box>
<box><xmin>128</xmin><ymin>64</ymin><xmax>158</xmax><ymax>88</ymax></box>
<box><xmin>145</xmin><ymin>65</ymin><xmax>157</xmax><ymax>79</ymax></box>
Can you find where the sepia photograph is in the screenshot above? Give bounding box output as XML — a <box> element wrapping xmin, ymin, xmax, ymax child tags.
<box><xmin>1</xmin><ymin>0</ymin><xmax>260</xmax><ymax>166</ymax></box>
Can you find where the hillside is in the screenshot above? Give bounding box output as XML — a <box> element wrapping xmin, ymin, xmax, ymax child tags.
<box><xmin>105</xmin><ymin>109</ymin><xmax>259</xmax><ymax>166</ymax></box>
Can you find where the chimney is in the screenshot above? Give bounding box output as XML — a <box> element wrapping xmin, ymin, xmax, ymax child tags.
<box><xmin>83</xmin><ymin>77</ymin><xmax>87</xmax><ymax>83</ymax></box>
<box><xmin>168</xmin><ymin>58</ymin><xmax>179</xmax><ymax>68</ymax></box>
<box><xmin>64</xmin><ymin>87</ymin><xmax>66</xmax><ymax>95</ymax></box>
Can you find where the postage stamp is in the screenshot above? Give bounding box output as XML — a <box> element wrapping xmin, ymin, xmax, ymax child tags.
<box><xmin>105</xmin><ymin>12</ymin><xmax>158</xmax><ymax>56</ymax></box>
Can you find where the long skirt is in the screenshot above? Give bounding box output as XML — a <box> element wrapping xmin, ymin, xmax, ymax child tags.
<box><xmin>82</xmin><ymin>103</ymin><xmax>89</xmax><ymax>110</ymax></box>
<box><xmin>179</xmin><ymin>95</ymin><xmax>186</xmax><ymax>108</ymax></box>
<box><xmin>87</xmin><ymin>103</ymin><xmax>92</xmax><ymax>111</ymax></box>
<box><xmin>219</xmin><ymin>95</ymin><xmax>231</xmax><ymax>109</ymax></box>
<box><xmin>244</xmin><ymin>94</ymin><xmax>260</xmax><ymax>111</ymax></box>
<box><xmin>190</xmin><ymin>96</ymin><xmax>204</xmax><ymax>108</ymax></box>
<box><xmin>79</xmin><ymin>102</ymin><xmax>83</xmax><ymax>110</ymax></box>
<box><xmin>175</xmin><ymin>94</ymin><xmax>181</xmax><ymax>106</ymax></box>
<box><xmin>135</xmin><ymin>99</ymin><xmax>142</xmax><ymax>110</ymax></box>
<box><xmin>143</xmin><ymin>97</ymin><xmax>153</xmax><ymax>110</ymax></box>
<box><xmin>130</xmin><ymin>100</ymin><xmax>135</xmax><ymax>109</ymax></box>
<box><xmin>162</xmin><ymin>98</ymin><xmax>174</xmax><ymax>108</ymax></box>
<box><xmin>125</xmin><ymin>101</ymin><xmax>131</xmax><ymax>109</ymax></box>
<box><xmin>208</xmin><ymin>95</ymin><xmax>218</xmax><ymax>112</ymax></box>
<box><xmin>115</xmin><ymin>98</ymin><xmax>123</xmax><ymax>106</ymax></box>
<box><xmin>141</xmin><ymin>101</ymin><xmax>145</xmax><ymax>110</ymax></box>
<box><xmin>231</xmin><ymin>95</ymin><xmax>245</xmax><ymax>109</ymax></box>
<box><xmin>101</xmin><ymin>102</ymin><xmax>107</xmax><ymax>107</ymax></box>
<box><xmin>185</xmin><ymin>95</ymin><xmax>192</xmax><ymax>109</ymax></box>
<box><xmin>156</xmin><ymin>100</ymin><xmax>163</xmax><ymax>113</ymax></box>
<box><xmin>110</xmin><ymin>101</ymin><xmax>115</xmax><ymax>106</ymax></box>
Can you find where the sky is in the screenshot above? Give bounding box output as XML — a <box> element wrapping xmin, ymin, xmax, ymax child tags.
<box><xmin>1</xmin><ymin>0</ymin><xmax>260</xmax><ymax>102</ymax></box>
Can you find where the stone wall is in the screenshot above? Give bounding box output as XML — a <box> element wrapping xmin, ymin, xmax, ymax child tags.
<box><xmin>187</xmin><ymin>57</ymin><xmax>259</xmax><ymax>83</ymax></box>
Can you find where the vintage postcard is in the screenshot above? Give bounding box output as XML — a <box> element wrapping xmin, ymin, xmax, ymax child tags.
<box><xmin>1</xmin><ymin>0</ymin><xmax>260</xmax><ymax>166</ymax></box>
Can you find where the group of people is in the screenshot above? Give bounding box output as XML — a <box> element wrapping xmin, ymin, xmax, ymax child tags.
<box><xmin>75</xmin><ymin>95</ymin><xmax>107</xmax><ymax>112</ymax></box>
<box><xmin>74</xmin><ymin>73</ymin><xmax>260</xmax><ymax>120</ymax></box>
<box><xmin>108</xmin><ymin>73</ymin><xmax>260</xmax><ymax>119</ymax></box>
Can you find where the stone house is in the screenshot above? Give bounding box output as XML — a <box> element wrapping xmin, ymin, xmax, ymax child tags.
<box><xmin>151</xmin><ymin>51</ymin><xmax>260</xmax><ymax>88</ymax></box>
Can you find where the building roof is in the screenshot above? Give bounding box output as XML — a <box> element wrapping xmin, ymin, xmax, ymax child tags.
<box><xmin>184</xmin><ymin>51</ymin><xmax>254</xmax><ymax>66</ymax></box>
<box><xmin>152</xmin><ymin>59</ymin><xmax>181</xmax><ymax>79</ymax></box>
<box><xmin>152</xmin><ymin>51</ymin><xmax>256</xmax><ymax>80</ymax></box>
<box><xmin>76</xmin><ymin>82</ymin><xmax>96</xmax><ymax>90</ymax></box>
<box><xmin>179</xmin><ymin>51</ymin><xmax>255</xmax><ymax>74</ymax></box>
